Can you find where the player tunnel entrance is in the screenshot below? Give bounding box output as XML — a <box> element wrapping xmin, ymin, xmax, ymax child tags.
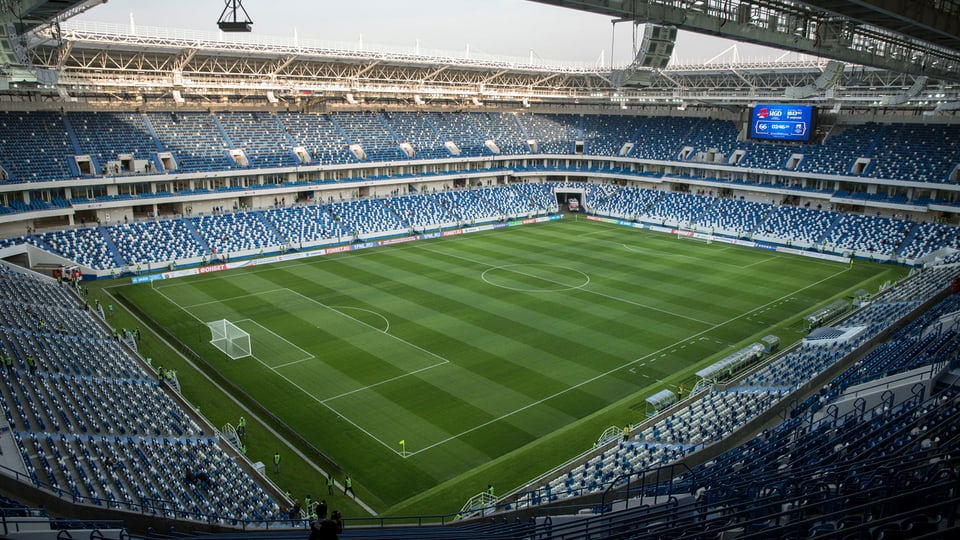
<box><xmin>555</xmin><ymin>188</ymin><xmax>585</xmax><ymax>213</ymax></box>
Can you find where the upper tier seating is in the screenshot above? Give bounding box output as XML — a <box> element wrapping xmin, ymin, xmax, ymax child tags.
<box><xmin>276</xmin><ymin>113</ymin><xmax>355</xmax><ymax>165</ymax></box>
<box><xmin>582</xmin><ymin>115</ymin><xmax>645</xmax><ymax>157</ymax></box>
<box><xmin>796</xmin><ymin>123</ymin><xmax>884</xmax><ymax>176</ymax></box>
<box><xmin>736</xmin><ymin>141</ymin><xmax>795</xmax><ymax>170</ymax></box>
<box><xmin>382</xmin><ymin>112</ymin><xmax>451</xmax><ymax>160</ymax></box>
<box><xmin>866</xmin><ymin>123</ymin><xmax>960</xmax><ymax>183</ymax></box>
<box><xmin>686</xmin><ymin>118</ymin><xmax>743</xmax><ymax>163</ymax></box>
<box><xmin>147</xmin><ymin>112</ymin><xmax>233</xmax><ymax>172</ymax></box>
<box><xmin>0</xmin><ymin>111</ymin><xmax>955</xmax><ymax>197</ymax></box>
<box><xmin>518</xmin><ymin>113</ymin><xmax>579</xmax><ymax>155</ymax></box>
<box><xmin>632</xmin><ymin>117</ymin><xmax>700</xmax><ymax>161</ymax></box>
<box><xmin>329</xmin><ymin>111</ymin><xmax>407</xmax><ymax>162</ymax></box>
<box><xmin>0</xmin><ymin>111</ymin><xmax>79</xmax><ymax>183</ymax></box>
<box><xmin>216</xmin><ymin>112</ymin><xmax>300</xmax><ymax>169</ymax></box>
<box><xmin>69</xmin><ymin>112</ymin><xmax>160</xmax><ymax>174</ymax></box>
<box><xmin>468</xmin><ymin>112</ymin><xmax>527</xmax><ymax>156</ymax></box>
<box><xmin>423</xmin><ymin>112</ymin><xmax>488</xmax><ymax>157</ymax></box>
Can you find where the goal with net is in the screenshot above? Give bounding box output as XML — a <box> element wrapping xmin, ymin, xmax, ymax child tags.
<box><xmin>677</xmin><ymin>228</ymin><xmax>713</xmax><ymax>244</ymax></box>
<box><xmin>208</xmin><ymin>319</ymin><xmax>251</xmax><ymax>359</ymax></box>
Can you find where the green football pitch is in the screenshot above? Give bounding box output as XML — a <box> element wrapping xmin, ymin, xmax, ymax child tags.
<box><xmin>114</xmin><ymin>218</ymin><xmax>905</xmax><ymax>515</ymax></box>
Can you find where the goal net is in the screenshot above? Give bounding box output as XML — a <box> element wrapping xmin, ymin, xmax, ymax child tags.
<box><xmin>208</xmin><ymin>319</ymin><xmax>251</xmax><ymax>359</ymax></box>
<box><xmin>677</xmin><ymin>228</ymin><xmax>713</xmax><ymax>244</ymax></box>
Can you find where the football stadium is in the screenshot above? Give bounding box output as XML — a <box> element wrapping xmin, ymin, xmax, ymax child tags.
<box><xmin>0</xmin><ymin>0</ymin><xmax>959</xmax><ymax>538</ymax></box>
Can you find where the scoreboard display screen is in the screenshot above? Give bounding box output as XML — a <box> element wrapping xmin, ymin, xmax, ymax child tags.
<box><xmin>749</xmin><ymin>104</ymin><xmax>815</xmax><ymax>142</ymax></box>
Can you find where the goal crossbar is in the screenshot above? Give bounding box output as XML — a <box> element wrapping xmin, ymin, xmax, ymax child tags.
<box><xmin>677</xmin><ymin>228</ymin><xmax>714</xmax><ymax>244</ymax></box>
<box><xmin>208</xmin><ymin>319</ymin><xmax>251</xmax><ymax>360</ymax></box>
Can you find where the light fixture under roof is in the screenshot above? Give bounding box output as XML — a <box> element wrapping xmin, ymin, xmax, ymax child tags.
<box><xmin>218</xmin><ymin>0</ymin><xmax>253</xmax><ymax>32</ymax></box>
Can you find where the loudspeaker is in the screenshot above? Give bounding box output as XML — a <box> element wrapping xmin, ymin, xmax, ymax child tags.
<box><xmin>635</xmin><ymin>24</ymin><xmax>677</xmax><ymax>70</ymax></box>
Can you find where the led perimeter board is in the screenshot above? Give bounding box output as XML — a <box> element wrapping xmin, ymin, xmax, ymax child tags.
<box><xmin>749</xmin><ymin>104</ymin><xmax>816</xmax><ymax>142</ymax></box>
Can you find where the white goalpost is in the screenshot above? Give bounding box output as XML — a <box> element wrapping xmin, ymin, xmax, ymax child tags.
<box><xmin>208</xmin><ymin>319</ymin><xmax>252</xmax><ymax>359</ymax></box>
<box><xmin>677</xmin><ymin>227</ymin><xmax>713</xmax><ymax>244</ymax></box>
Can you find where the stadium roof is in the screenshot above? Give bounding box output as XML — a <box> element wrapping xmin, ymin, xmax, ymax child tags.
<box><xmin>0</xmin><ymin>0</ymin><xmax>103</xmax><ymax>33</ymax></box>
<box><xmin>0</xmin><ymin>0</ymin><xmax>956</xmax><ymax>111</ymax></box>
<box><xmin>530</xmin><ymin>0</ymin><xmax>960</xmax><ymax>83</ymax></box>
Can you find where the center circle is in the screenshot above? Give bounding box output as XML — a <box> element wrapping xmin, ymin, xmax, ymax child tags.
<box><xmin>481</xmin><ymin>264</ymin><xmax>590</xmax><ymax>292</ymax></box>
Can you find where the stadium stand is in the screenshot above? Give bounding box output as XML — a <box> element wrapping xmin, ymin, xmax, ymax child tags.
<box><xmin>867</xmin><ymin>123</ymin><xmax>960</xmax><ymax>183</ymax></box>
<box><xmin>518</xmin><ymin>113</ymin><xmax>579</xmax><ymax>155</ymax></box>
<box><xmin>508</xmin><ymin>182</ymin><xmax>559</xmax><ymax>214</ymax></box>
<box><xmin>796</xmin><ymin>123</ymin><xmax>884</xmax><ymax>177</ymax></box>
<box><xmin>0</xmin><ymin>0</ymin><xmax>959</xmax><ymax>534</ymax></box>
<box><xmin>899</xmin><ymin>221</ymin><xmax>960</xmax><ymax>260</ymax></box>
<box><xmin>423</xmin><ymin>112</ymin><xmax>489</xmax><ymax>157</ymax></box>
<box><xmin>695</xmin><ymin>198</ymin><xmax>770</xmax><ymax>236</ymax></box>
<box><xmin>754</xmin><ymin>205</ymin><xmax>839</xmax><ymax>246</ymax></box>
<box><xmin>735</xmin><ymin>140</ymin><xmax>794</xmax><ymax>169</ymax></box>
<box><xmin>434</xmin><ymin>188</ymin><xmax>505</xmax><ymax>223</ymax></box>
<box><xmin>276</xmin><ymin>112</ymin><xmax>356</xmax><ymax>165</ymax></box>
<box><xmin>383</xmin><ymin>112</ymin><xmax>452</xmax><ymax>160</ymax></box>
<box><xmin>637</xmin><ymin>117</ymin><xmax>717</xmax><ymax>162</ymax></box>
<box><xmin>820</xmin><ymin>213</ymin><xmax>914</xmax><ymax>256</ymax></box>
<box><xmin>643</xmin><ymin>191</ymin><xmax>717</xmax><ymax>226</ymax></box>
<box><xmin>589</xmin><ymin>185</ymin><xmax>662</xmax><ymax>218</ymax></box>
<box><xmin>0</xmin><ymin>111</ymin><xmax>957</xmax><ymax>199</ymax></box>
<box><xmin>192</xmin><ymin>211</ymin><xmax>284</xmax><ymax>255</ymax></box>
<box><xmin>0</xmin><ymin>264</ymin><xmax>283</xmax><ymax>526</ymax></box>
<box><xmin>685</xmin><ymin>118</ymin><xmax>743</xmax><ymax>164</ymax></box>
<box><xmin>216</xmin><ymin>112</ymin><xmax>301</xmax><ymax>169</ymax></box>
<box><xmin>1</xmin><ymin>177</ymin><xmax>960</xmax><ymax>536</ymax></box>
<box><xmin>69</xmin><ymin>111</ymin><xmax>162</xmax><ymax>176</ymax></box>
<box><xmin>507</xmin><ymin>260</ymin><xmax>960</xmax><ymax>538</ymax></box>
<box><xmin>329</xmin><ymin>111</ymin><xmax>408</xmax><ymax>162</ymax></box>
<box><xmin>0</xmin><ymin>111</ymin><xmax>80</xmax><ymax>183</ymax></box>
<box><xmin>146</xmin><ymin>112</ymin><xmax>234</xmax><ymax>173</ymax></box>
<box><xmin>34</xmin><ymin>227</ymin><xmax>121</xmax><ymax>271</ymax></box>
<box><xmin>383</xmin><ymin>193</ymin><xmax>453</xmax><ymax>230</ymax></box>
<box><xmin>260</xmin><ymin>204</ymin><xmax>343</xmax><ymax>246</ymax></box>
<box><xmin>327</xmin><ymin>198</ymin><xmax>407</xmax><ymax>238</ymax></box>
<box><xmin>109</xmin><ymin>219</ymin><xmax>206</xmax><ymax>266</ymax></box>
<box><xmin>467</xmin><ymin>112</ymin><xmax>528</xmax><ymax>156</ymax></box>
<box><xmin>581</xmin><ymin>114</ymin><xmax>641</xmax><ymax>157</ymax></box>
<box><xmin>8</xmin><ymin>171</ymin><xmax>958</xmax><ymax>275</ymax></box>
<box><xmin>0</xmin><ymin>83</ymin><xmax>958</xmax><ymax>540</ymax></box>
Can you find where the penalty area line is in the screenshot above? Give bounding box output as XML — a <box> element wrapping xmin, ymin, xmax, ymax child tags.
<box><xmin>403</xmin><ymin>264</ymin><xmax>853</xmax><ymax>457</ymax></box>
<box><xmin>321</xmin><ymin>360</ymin><xmax>449</xmax><ymax>403</ymax></box>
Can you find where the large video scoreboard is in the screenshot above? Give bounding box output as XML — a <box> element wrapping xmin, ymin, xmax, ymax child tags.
<box><xmin>749</xmin><ymin>104</ymin><xmax>816</xmax><ymax>142</ymax></box>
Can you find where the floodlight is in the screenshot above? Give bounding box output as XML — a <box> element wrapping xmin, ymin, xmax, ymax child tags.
<box><xmin>218</xmin><ymin>0</ymin><xmax>253</xmax><ymax>32</ymax></box>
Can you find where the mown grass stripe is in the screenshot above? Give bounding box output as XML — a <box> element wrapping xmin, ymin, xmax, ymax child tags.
<box><xmin>116</xmin><ymin>219</ymin><xmax>901</xmax><ymax>511</ymax></box>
